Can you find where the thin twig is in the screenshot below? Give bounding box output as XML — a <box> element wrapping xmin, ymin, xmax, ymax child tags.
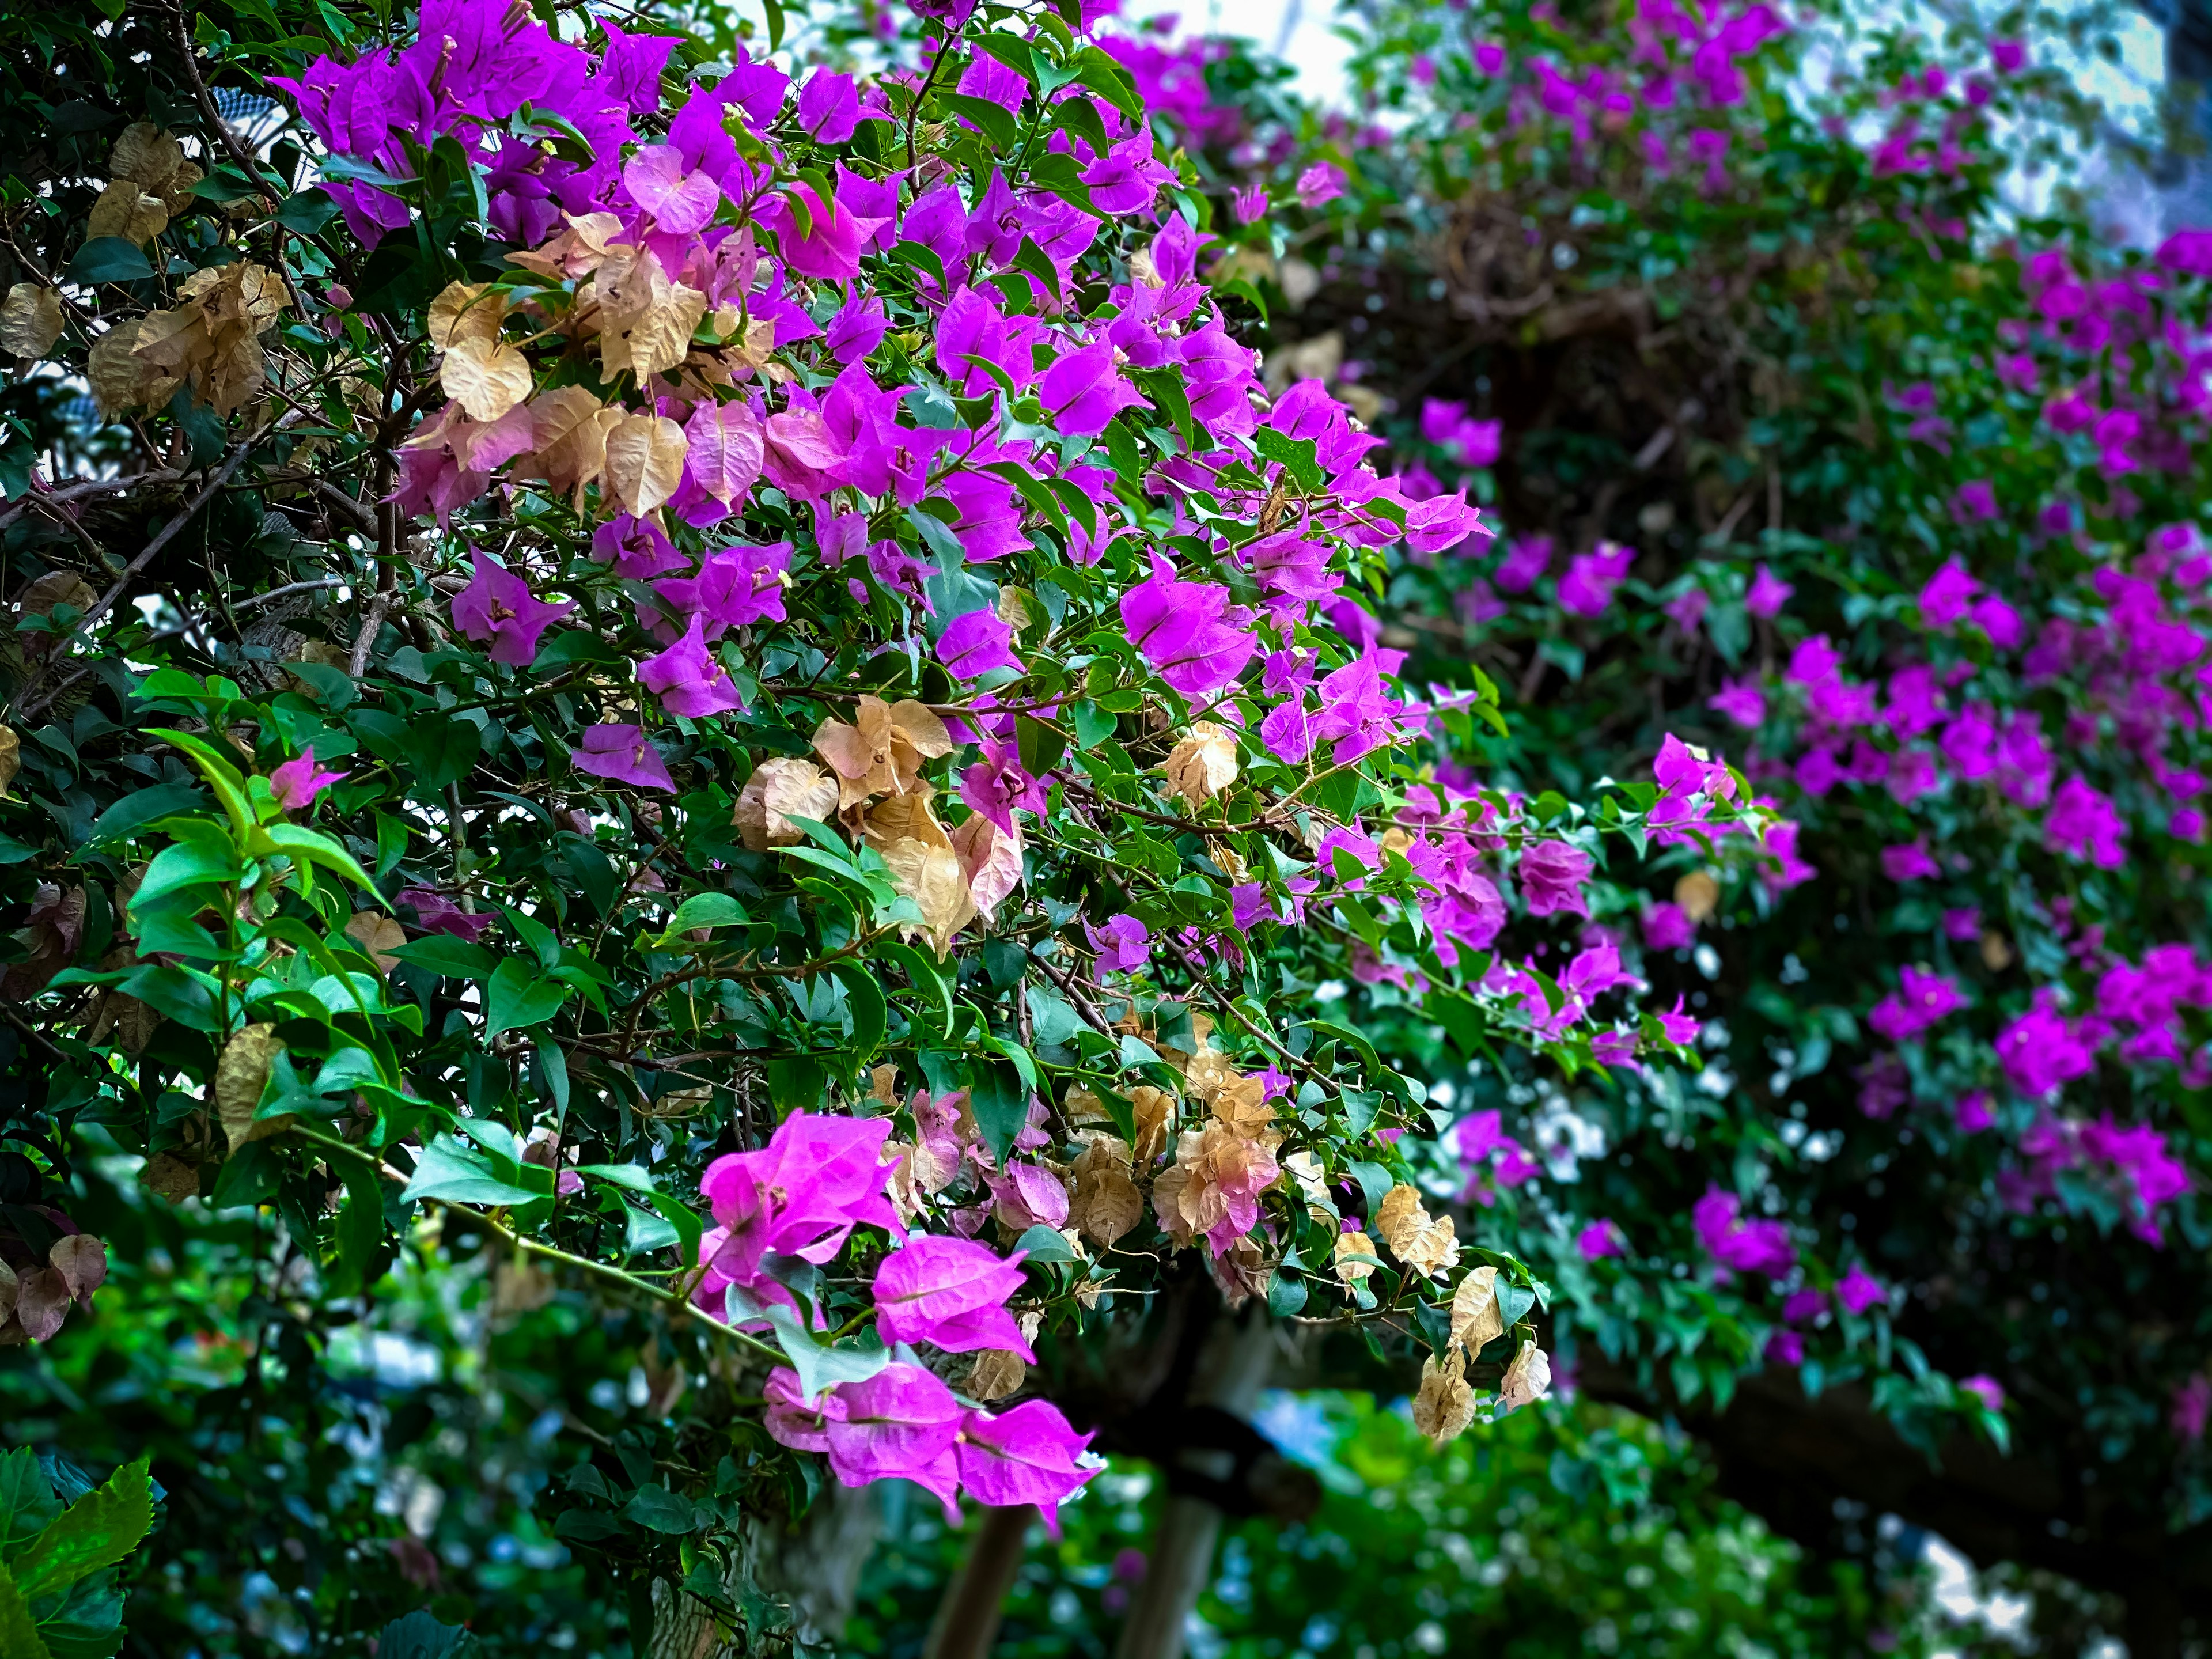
<box><xmin>15</xmin><ymin>442</ymin><xmax>252</xmax><ymax>720</ymax></box>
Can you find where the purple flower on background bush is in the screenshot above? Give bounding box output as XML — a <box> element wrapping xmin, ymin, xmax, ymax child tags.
<box><xmin>1518</xmin><ymin>841</ymin><xmax>1594</xmax><ymax>918</ymax></box>
<box><xmin>1866</xmin><ymin>967</ymin><xmax>1965</xmax><ymax>1041</ymax></box>
<box><xmin>452</xmin><ymin>552</ymin><xmax>573</xmax><ymax>666</ymax></box>
<box><xmin>570</xmin><ymin>725</ymin><xmax>674</xmax><ymax>791</ymax></box>
<box><xmin>1880</xmin><ymin>842</ymin><xmax>1940</xmax><ymax>882</ymax></box>
<box><xmin>1086</xmin><ymin>913</ymin><xmax>1152</xmax><ymax>977</ymax></box>
<box><xmin>1296</xmin><ymin>162</ymin><xmax>1346</xmax><ymax>206</ymax></box>
<box><xmin>1995</xmin><ymin>999</ymin><xmax>2095</xmax><ymax>1096</ymax></box>
<box><xmin>2045</xmin><ymin>775</ymin><xmax>2127</xmax><ymax>868</ymax></box>
<box><xmin>1577</xmin><ymin>1218</ymin><xmax>1626</xmax><ymax>1260</ymax></box>
<box><xmin>1835</xmin><ymin>1265</ymin><xmax>1888</xmax><ymax>1316</ymax></box>
<box><xmin>271</xmin><ymin>749</ymin><xmax>346</xmax><ymax>810</ymax></box>
<box><xmin>1960</xmin><ymin>1374</ymin><xmax>2008</xmax><ymax>1411</ymax></box>
<box><xmin>639</xmin><ymin>615</ymin><xmax>746</xmax><ymax>718</ymax></box>
<box><xmin>1693</xmin><ymin>1187</ymin><xmax>1796</xmax><ymax>1278</ymax></box>
<box><xmin>1744</xmin><ymin>563</ymin><xmax>1794</xmax><ymax>617</ymax></box>
<box><xmin>937</xmin><ymin>608</ymin><xmax>1022</xmax><ymax>680</ymax></box>
<box><xmin>1710</xmin><ymin>677</ymin><xmax>1766</xmax><ymax>726</ymax></box>
<box><xmin>1493</xmin><ymin>534</ymin><xmax>1553</xmax><ymax>593</ymax></box>
<box><xmin>1643</xmin><ymin>902</ymin><xmax>1696</xmax><ymax>950</ymax></box>
<box><xmin>1558</xmin><ymin>541</ymin><xmax>1634</xmax><ymax>617</ymax></box>
<box><xmin>399</xmin><ymin>889</ymin><xmax>491</xmax><ymax>944</ymax></box>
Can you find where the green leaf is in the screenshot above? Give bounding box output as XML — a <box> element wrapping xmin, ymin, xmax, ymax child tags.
<box><xmin>755</xmin><ymin>1300</ymin><xmax>891</xmax><ymax>1402</ymax></box>
<box><xmin>0</xmin><ymin>1450</ymin><xmax>60</xmax><ymax>1559</ymax></box>
<box><xmin>10</xmin><ymin>1457</ymin><xmax>153</xmax><ymax>1603</ymax></box>
<box><xmin>373</xmin><ymin>1609</ymin><xmax>479</xmax><ymax>1659</ymax></box>
<box><xmin>831</xmin><ymin>962</ymin><xmax>887</xmax><ymax>1060</ymax></box>
<box><xmin>663</xmin><ymin>892</ymin><xmax>748</xmax><ymax>937</ymax></box>
<box><xmin>330</xmin><ymin>1164</ymin><xmax>387</xmax><ymax>1297</ymax></box>
<box><xmin>484</xmin><ymin>959</ymin><xmax>568</xmax><ymax>1037</ymax></box>
<box><xmin>387</xmin><ymin>935</ymin><xmax>499</xmax><ymax>979</ymax></box>
<box><xmin>969</xmin><ymin>1063</ymin><xmax>1028</xmax><ymax>1167</ymax></box>
<box><xmin>1012</xmin><ymin>1224</ymin><xmax>1074</xmax><ymax>1264</ymax></box>
<box><xmin>256</xmin><ymin>823</ymin><xmax>381</xmax><ymax>894</ymax></box>
<box><xmin>1266</xmin><ymin>1270</ymin><xmax>1309</xmax><ymax>1318</ymax></box>
<box><xmin>0</xmin><ymin>1565</ymin><xmax>51</xmax><ymax>1659</ymax></box>
<box><xmin>86</xmin><ymin>784</ymin><xmax>208</xmax><ymax>847</ymax></box>
<box><xmin>397</xmin><ymin>1137</ymin><xmax>543</xmax><ymax>1209</ymax></box>
<box><xmin>68</xmin><ymin>239</ymin><xmax>153</xmax><ymax>285</ymax></box>
<box><xmin>621</xmin><ymin>1486</ymin><xmax>698</xmax><ymax>1533</ymax></box>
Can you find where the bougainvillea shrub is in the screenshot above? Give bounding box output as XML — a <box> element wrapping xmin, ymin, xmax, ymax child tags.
<box><xmin>1128</xmin><ymin>0</ymin><xmax>2212</xmax><ymax>1635</ymax></box>
<box><xmin>0</xmin><ymin>0</ymin><xmax>1837</xmax><ymax>1645</ymax></box>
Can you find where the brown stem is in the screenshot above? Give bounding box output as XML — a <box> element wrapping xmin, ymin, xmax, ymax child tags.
<box><xmin>922</xmin><ymin>1503</ymin><xmax>1035</xmax><ymax>1659</ymax></box>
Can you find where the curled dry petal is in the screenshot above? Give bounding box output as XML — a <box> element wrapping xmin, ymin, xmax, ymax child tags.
<box><xmin>50</xmin><ymin>1233</ymin><xmax>107</xmax><ymax>1307</ymax></box>
<box><xmin>87</xmin><ymin>181</ymin><xmax>169</xmax><ymax>245</ymax></box>
<box><xmin>880</xmin><ymin>836</ymin><xmax>978</xmax><ymax>960</ymax></box>
<box><xmin>1499</xmin><ymin>1339</ymin><xmax>1554</xmax><ymax>1414</ymax></box>
<box><xmin>215</xmin><ymin>1022</ymin><xmax>290</xmax><ymax>1153</ymax></box>
<box><xmin>1165</xmin><ymin>720</ymin><xmax>1240</xmax><ymax>806</ymax></box>
<box><xmin>1411</xmin><ymin>1345</ymin><xmax>1476</xmax><ymax>1448</ymax></box>
<box><xmin>1449</xmin><ymin>1264</ymin><xmax>1503</xmax><ymax>1354</ymax></box>
<box><xmin>950</xmin><ymin>812</ymin><xmax>1024</xmax><ymax>922</ymax></box>
<box><xmin>863</xmin><ymin>789</ymin><xmax>953</xmax><ymax>853</ymax></box>
<box><xmin>0</xmin><ymin>284</ymin><xmax>66</xmax><ymax>360</ymax></box>
<box><xmin>964</xmin><ymin>1349</ymin><xmax>1028</xmax><ymax>1400</ymax></box>
<box><xmin>14</xmin><ymin>1267</ymin><xmax>73</xmax><ymax>1342</ymax></box>
<box><xmin>1130</xmin><ymin>1085</ymin><xmax>1177</xmax><ymax>1165</ymax></box>
<box><xmin>734</xmin><ymin>757</ymin><xmax>840</xmax><ymax>851</ymax></box>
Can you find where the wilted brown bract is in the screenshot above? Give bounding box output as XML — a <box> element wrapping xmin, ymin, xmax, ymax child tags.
<box><xmin>603</xmin><ymin>412</ymin><xmax>687</xmax><ymax>517</ymax></box>
<box><xmin>345</xmin><ymin>911</ymin><xmax>407</xmax><ymax>975</ymax></box>
<box><xmin>813</xmin><ymin>695</ymin><xmax>954</xmax><ymax>808</ymax></box>
<box><xmin>1070</xmin><ymin>1134</ymin><xmax>1142</xmax><ymax>1248</ymax></box>
<box><xmin>880</xmin><ymin>836</ymin><xmax>977</xmax><ymax>959</ymax></box>
<box><xmin>1449</xmin><ymin>1263</ymin><xmax>1503</xmax><ymax>1354</ymax></box>
<box><xmin>1164</xmin><ymin>721</ymin><xmax>1240</xmax><ymax>806</ymax></box>
<box><xmin>0</xmin><ymin>284</ymin><xmax>65</xmax><ymax>360</ymax></box>
<box><xmin>734</xmin><ymin>757</ymin><xmax>840</xmax><ymax>851</ymax></box>
<box><xmin>441</xmin><ymin>335</ymin><xmax>533</xmax><ymax>423</ymax></box>
<box><xmin>1411</xmin><ymin>1346</ymin><xmax>1476</xmax><ymax>1448</ymax></box>
<box><xmin>133</xmin><ymin>262</ymin><xmax>288</xmax><ymax>416</ymax></box>
<box><xmin>1375</xmin><ymin>1181</ymin><xmax>1461</xmax><ymax>1278</ymax></box>
<box><xmin>215</xmin><ymin>1023</ymin><xmax>290</xmax><ymax>1153</ymax></box>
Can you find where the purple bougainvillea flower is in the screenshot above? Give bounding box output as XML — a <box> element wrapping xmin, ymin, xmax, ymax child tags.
<box><xmin>1120</xmin><ymin>554</ymin><xmax>1257</xmax><ymax>702</ymax></box>
<box><xmin>1995</xmin><ymin>998</ymin><xmax>2095</xmax><ymax>1096</ymax></box>
<box><xmin>570</xmin><ymin>724</ymin><xmax>674</xmax><ymax>791</ymax></box>
<box><xmin>1558</xmin><ymin>541</ymin><xmax>1634</xmax><ymax>617</ymax></box>
<box><xmin>1493</xmin><ymin>534</ymin><xmax>1552</xmax><ymax>593</ymax></box>
<box><xmin>1517</xmin><ymin>840</ymin><xmax>1594</xmax><ymax>918</ymax></box>
<box><xmin>1880</xmin><ymin>841</ymin><xmax>1941</xmax><ymax>882</ymax></box>
<box><xmin>873</xmin><ymin>1235</ymin><xmax>1034</xmax><ymax>1358</ymax></box>
<box><xmin>623</xmin><ymin>143</ymin><xmax>720</xmax><ymax>234</ymax></box>
<box><xmin>1232</xmin><ymin>183</ymin><xmax>1270</xmax><ymax>224</ymax></box>
<box><xmin>760</xmin><ymin>185</ymin><xmax>888</xmax><ymax>282</ymax></box>
<box><xmin>270</xmin><ymin>749</ymin><xmax>346</xmax><ymax>810</ymax></box>
<box><xmin>954</xmin><ymin>1399</ymin><xmax>1099</xmax><ymax>1534</ymax></box>
<box><xmin>1744</xmin><ymin>562</ymin><xmax>1794</xmax><ymax>617</ymax></box>
<box><xmin>1692</xmin><ymin>1187</ymin><xmax>1796</xmax><ymax>1279</ymax></box>
<box><xmin>452</xmin><ymin>551</ymin><xmax>573</xmax><ymax>667</ymax></box>
<box><xmin>937</xmin><ymin>608</ymin><xmax>1022</xmax><ymax>680</ymax></box>
<box><xmin>592</xmin><ymin>513</ymin><xmax>687</xmax><ymax>579</ymax></box>
<box><xmin>960</xmin><ymin>741</ymin><xmax>1050</xmax><ymax>836</ymax></box>
<box><xmin>1710</xmin><ymin>677</ymin><xmax>1766</xmax><ymax>727</ymax></box>
<box><xmin>1577</xmin><ymin>1218</ymin><xmax>1626</xmax><ymax>1260</ymax></box>
<box><xmin>1295</xmin><ymin>161</ymin><xmax>1346</xmax><ymax>207</ymax></box>
<box><xmin>1835</xmin><ymin>1265</ymin><xmax>1888</xmax><ymax>1316</ymax></box>
<box><xmin>1960</xmin><ymin>1374</ymin><xmax>2008</xmax><ymax>1411</ymax></box>
<box><xmin>2045</xmin><ymin>774</ymin><xmax>2127</xmax><ymax>868</ymax></box>
<box><xmin>398</xmin><ymin>888</ymin><xmax>493</xmax><ymax>944</ymax></box>
<box><xmin>798</xmin><ymin>67</ymin><xmax>860</xmax><ymax>143</ymax></box>
<box><xmin>824</xmin><ymin>1363</ymin><xmax>966</xmax><ymax>1519</ymax></box>
<box><xmin>1866</xmin><ymin>966</ymin><xmax>1965</xmax><ymax>1042</ymax></box>
<box><xmin>596</xmin><ymin>19</ymin><xmax>679</xmax><ymax>116</ymax></box>
<box><xmin>1085</xmin><ymin>913</ymin><xmax>1152</xmax><ymax>978</ymax></box>
<box><xmin>1037</xmin><ymin>340</ymin><xmax>1147</xmax><ymax>437</ymax></box>
<box><xmin>638</xmin><ymin>614</ymin><xmax>746</xmax><ymax>719</ymax></box>
<box><xmin>1643</xmin><ymin>902</ymin><xmax>1695</xmax><ymax>950</ymax></box>
<box><xmin>1310</xmin><ymin>649</ymin><xmax>1411</xmax><ymax>764</ymax></box>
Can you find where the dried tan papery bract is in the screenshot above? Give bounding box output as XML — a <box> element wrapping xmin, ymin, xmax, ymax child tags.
<box><xmin>1283</xmin><ymin>1149</ymin><xmax>1335</xmax><ymax>1224</ymax></box>
<box><xmin>592</xmin><ymin>244</ymin><xmax>708</xmax><ymax>384</ymax></box>
<box><xmin>1070</xmin><ymin>1133</ymin><xmax>1142</xmax><ymax>1248</ymax></box>
<box><xmin>963</xmin><ymin>1348</ymin><xmax>1028</xmax><ymax>1402</ymax></box>
<box><xmin>524</xmin><ymin>385</ymin><xmax>622</xmax><ymax>507</ymax></box>
<box><xmin>733</xmin><ymin>757</ymin><xmax>840</xmax><ymax>851</ymax></box>
<box><xmin>441</xmin><ymin>335</ymin><xmax>533</xmax><ymax>423</ymax></box>
<box><xmin>344</xmin><ymin>911</ymin><xmax>407</xmax><ymax>975</ymax></box>
<box><xmin>1129</xmin><ymin>1084</ymin><xmax>1176</xmax><ymax>1164</ymax></box>
<box><xmin>505</xmin><ymin>211</ymin><xmax>626</xmax><ymax>282</ymax></box>
<box><xmin>1411</xmin><ymin>1345</ymin><xmax>1477</xmax><ymax>1448</ymax></box>
<box><xmin>88</xmin><ymin>319</ymin><xmax>165</xmax><ymax>416</ymax></box>
<box><xmin>111</xmin><ymin>123</ymin><xmax>202</xmax><ymax>212</ymax></box>
<box><xmin>1673</xmin><ymin>869</ymin><xmax>1720</xmax><ymax>923</ymax></box>
<box><xmin>861</xmin><ymin>786</ymin><xmax>953</xmax><ymax>853</ymax></box>
<box><xmin>879</xmin><ymin>836</ymin><xmax>977</xmax><ymax>959</ymax></box>
<box><xmin>1333</xmin><ymin>1228</ymin><xmax>1378</xmax><ymax>1285</ymax></box>
<box><xmin>215</xmin><ymin>1022</ymin><xmax>290</xmax><ymax>1153</ymax></box>
<box><xmin>949</xmin><ymin>812</ymin><xmax>1024</xmax><ymax>922</ymax></box>
<box><xmin>812</xmin><ymin>695</ymin><xmax>954</xmax><ymax>809</ymax></box>
<box><xmin>603</xmin><ymin>412</ymin><xmax>687</xmax><ymax>517</ymax></box>
<box><xmin>133</xmin><ymin>262</ymin><xmax>289</xmax><ymax>416</ymax></box>
<box><xmin>1374</xmin><ymin>1181</ymin><xmax>1461</xmax><ymax>1279</ymax></box>
<box><xmin>1499</xmin><ymin>1338</ymin><xmax>1554</xmax><ymax>1414</ymax></box>
<box><xmin>1448</xmin><ymin>1263</ymin><xmax>1503</xmax><ymax>1354</ymax></box>
<box><xmin>1165</xmin><ymin>720</ymin><xmax>1240</xmax><ymax>806</ymax></box>
<box><xmin>428</xmin><ymin>281</ymin><xmax>510</xmax><ymax>351</ymax></box>
<box><xmin>0</xmin><ymin>285</ymin><xmax>65</xmax><ymax>361</ymax></box>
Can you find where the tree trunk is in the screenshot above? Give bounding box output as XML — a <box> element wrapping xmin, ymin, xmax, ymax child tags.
<box><xmin>643</xmin><ymin>1478</ymin><xmax>884</xmax><ymax>1658</ymax></box>
<box><xmin>1111</xmin><ymin>1312</ymin><xmax>1280</xmax><ymax>1659</ymax></box>
<box><xmin>922</xmin><ymin>1502</ymin><xmax>1037</xmax><ymax>1659</ymax></box>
